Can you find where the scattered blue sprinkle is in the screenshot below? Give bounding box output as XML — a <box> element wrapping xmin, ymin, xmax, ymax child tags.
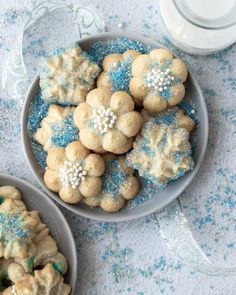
<box><xmin>87</xmin><ymin>37</ymin><xmax>150</xmax><ymax>66</ymax></box>
<box><xmin>27</xmin><ymin>90</ymin><xmax>50</xmax><ymax>168</ymax></box>
<box><xmin>108</xmin><ymin>56</ymin><xmax>133</xmax><ymax>92</ymax></box>
<box><xmin>0</xmin><ymin>213</ymin><xmax>29</xmax><ymax>243</ymax></box>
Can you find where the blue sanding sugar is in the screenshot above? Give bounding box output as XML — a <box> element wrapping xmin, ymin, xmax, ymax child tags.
<box><xmin>126</xmin><ymin>120</ymin><xmax>194</xmax><ymax>189</ymax></box>
<box><xmin>50</xmin><ymin>112</ymin><xmax>79</xmax><ymax>147</ymax></box>
<box><xmin>0</xmin><ymin>213</ymin><xmax>29</xmax><ymax>243</ymax></box>
<box><xmin>178</xmin><ymin>101</ymin><xmax>199</xmax><ymax>154</ymax></box>
<box><xmin>108</xmin><ymin>56</ymin><xmax>133</xmax><ymax>92</ymax></box>
<box><xmin>148</xmin><ymin>108</ymin><xmax>177</xmax><ymax>126</ymax></box>
<box><xmin>127</xmin><ymin>178</ymin><xmax>158</xmax><ymax>209</ymax></box>
<box><xmin>27</xmin><ymin>90</ymin><xmax>80</xmax><ymax>169</ymax></box>
<box><xmin>27</xmin><ymin>90</ymin><xmax>50</xmax><ymax>169</ymax></box>
<box><xmin>100</xmin><ymin>158</ymin><xmax>127</xmax><ymax>199</ymax></box>
<box><xmin>87</xmin><ymin>37</ymin><xmax>150</xmax><ymax>66</ymax></box>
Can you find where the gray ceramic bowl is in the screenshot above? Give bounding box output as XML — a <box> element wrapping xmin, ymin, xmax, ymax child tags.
<box><xmin>0</xmin><ymin>174</ymin><xmax>77</xmax><ymax>294</ymax></box>
<box><xmin>22</xmin><ymin>32</ymin><xmax>208</xmax><ymax>222</ymax></box>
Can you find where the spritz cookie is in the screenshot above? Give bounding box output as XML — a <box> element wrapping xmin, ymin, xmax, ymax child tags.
<box><xmin>34</xmin><ymin>104</ymin><xmax>79</xmax><ymax>151</ymax></box>
<box><xmin>0</xmin><ymin>187</ymin><xmax>42</xmax><ymax>260</ymax></box>
<box><xmin>44</xmin><ymin>141</ymin><xmax>105</xmax><ymax>204</ymax></box>
<box><xmin>84</xmin><ymin>154</ymin><xmax>139</xmax><ymax>212</ymax></box>
<box><xmin>97</xmin><ymin>50</ymin><xmax>141</xmax><ymax>92</ymax></box>
<box><xmin>0</xmin><ymin>186</ymin><xmax>67</xmax><ymax>278</ymax></box>
<box><xmin>40</xmin><ymin>44</ymin><xmax>101</xmax><ymax>105</ymax></box>
<box><xmin>2</xmin><ymin>264</ymin><xmax>71</xmax><ymax>295</ymax></box>
<box><xmin>130</xmin><ymin>48</ymin><xmax>188</xmax><ymax>113</ymax></box>
<box><xmin>73</xmin><ymin>88</ymin><xmax>143</xmax><ymax>154</ymax></box>
<box><xmin>13</xmin><ymin>210</ymin><xmax>68</xmax><ymax>275</ymax></box>
<box><xmin>141</xmin><ymin>106</ymin><xmax>195</xmax><ymax>133</ymax></box>
<box><xmin>126</xmin><ymin>121</ymin><xmax>194</xmax><ymax>188</ymax></box>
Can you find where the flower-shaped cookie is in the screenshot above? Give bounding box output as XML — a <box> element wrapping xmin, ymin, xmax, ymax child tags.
<box><xmin>3</xmin><ymin>264</ymin><xmax>71</xmax><ymax>295</ymax></box>
<box><xmin>97</xmin><ymin>50</ymin><xmax>141</xmax><ymax>92</ymax></box>
<box><xmin>126</xmin><ymin>121</ymin><xmax>194</xmax><ymax>188</ymax></box>
<box><xmin>142</xmin><ymin>106</ymin><xmax>195</xmax><ymax>133</ymax></box>
<box><xmin>34</xmin><ymin>104</ymin><xmax>79</xmax><ymax>151</ymax></box>
<box><xmin>40</xmin><ymin>44</ymin><xmax>101</xmax><ymax>105</ymax></box>
<box><xmin>44</xmin><ymin>141</ymin><xmax>105</xmax><ymax>204</ymax></box>
<box><xmin>84</xmin><ymin>154</ymin><xmax>140</xmax><ymax>212</ymax></box>
<box><xmin>73</xmin><ymin>88</ymin><xmax>143</xmax><ymax>154</ymax></box>
<box><xmin>130</xmin><ymin>48</ymin><xmax>188</xmax><ymax>113</ymax></box>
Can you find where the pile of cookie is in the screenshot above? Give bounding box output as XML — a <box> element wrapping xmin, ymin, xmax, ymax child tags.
<box><xmin>34</xmin><ymin>42</ymin><xmax>195</xmax><ymax>212</ymax></box>
<box><xmin>0</xmin><ymin>186</ymin><xmax>70</xmax><ymax>295</ymax></box>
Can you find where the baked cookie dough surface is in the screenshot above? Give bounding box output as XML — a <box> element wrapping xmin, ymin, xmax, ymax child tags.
<box><xmin>34</xmin><ymin>104</ymin><xmax>79</xmax><ymax>151</ymax></box>
<box><xmin>0</xmin><ymin>186</ymin><xmax>70</xmax><ymax>294</ymax></box>
<box><xmin>44</xmin><ymin>141</ymin><xmax>105</xmax><ymax>204</ymax></box>
<box><xmin>130</xmin><ymin>48</ymin><xmax>188</xmax><ymax>113</ymax></box>
<box><xmin>40</xmin><ymin>44</ymin><xmax>101</xmax><ymax>105</ymax></box>
<box><xmin>73</xmin><ymin>87</ymin><xmax>143</xmax><ymax>154</ymax></box>
<box><xmin>97</xmin><ymin>50</ymin><xmax>141</xmax><ymax>92</ymax></box>
<box><xmin>84</xmin><ymin>154</ymin><xmax>139</xmax><ymax>212</ymax></box>
<box><xmin>126</xmin><ymin>121</ymin><xmax>194</xmax><ymax>189</ymax></box>
<box><xmin>2</xmin><ymin>264</ymin><xmax>70</xmax><ymax>295</ymax></box>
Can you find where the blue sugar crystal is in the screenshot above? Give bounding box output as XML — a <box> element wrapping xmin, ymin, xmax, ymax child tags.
<box><xmin>108</xmin><ymin>57</ymin><xmax>133</xmax><ymax>92</ymax></box>
<box><xmin>126</xmin><ymin>121</ymin><xmax>194</xmax><ymax>189</ymax></box>
<box><xmin>87</xmin><ymin>37</ymin><xmax>150</xmax><ymax>66</ymax></box>
<box><xmin>27</xmin><ymin>90</ymin><xmax>50</xmax><ymax>169</ymax></box>
<box><xmin>127</xmin><ymin>178</ymin><xmax>158</xmax><ymax>208</ymax></box>
<box><xmin>149</xmin><ymin>108</ymin><xmax>177</xmax><ymax>126</ymax></box>
<box><xmin>0</xmin><ymin>213</ymin><xmax>29</xmax><ymax>244</ymax></box>
<box><xmin>100</xmin><ymin>158</ymin><xmax>127</xmax><ymax>199</ymax></box>
<box><xmin>50</xmin><ymin>112</ymin><xmax>79</xmax><ymax>147</ymax></box>
<box><xmin>178</xmin><ymin>101</ymin><xmax>198</xmax><ymax>153</ymax></box>
<box><xmin>27</xmin><ymin>90</ymin><xmax>79</xmax><ymax>169</ymax></box>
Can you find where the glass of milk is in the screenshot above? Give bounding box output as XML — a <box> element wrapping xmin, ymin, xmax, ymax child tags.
<box><xmin>159</xmin><ymin>0</ymin><xmax>236</xmax><ymax>54</ymax></box>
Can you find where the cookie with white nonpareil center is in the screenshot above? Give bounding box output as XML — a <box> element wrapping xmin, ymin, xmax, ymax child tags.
<box><xmin>73</xmin><ymin>87</ymin><xmax>143</xmax><ymax>154</ymax></box>
<box><xmin>129</xmin><ymin>48</ymin><xmax>188</xmax><ymax>113</ymax></box>
<box><xmin>44</xmin><ymin>141</ymin><xmax>105</xmax><ymax>204</ymax></box>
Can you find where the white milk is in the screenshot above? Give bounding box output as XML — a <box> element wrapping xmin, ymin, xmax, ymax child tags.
<box><xmin>159</xmin><ymin>0</ymin><xmax>236</xmax><ymax>54</ymax></box>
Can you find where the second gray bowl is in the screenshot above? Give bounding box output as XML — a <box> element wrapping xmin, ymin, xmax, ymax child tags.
<box><xmin>22</xmin><ymin>32</ymin><xmax>208</xmax><ymax>222</ymax></box>
<box><xmin>0</xmin><ymin>174</ymin><xmax>77</xmax><ymax>294</ymax></box>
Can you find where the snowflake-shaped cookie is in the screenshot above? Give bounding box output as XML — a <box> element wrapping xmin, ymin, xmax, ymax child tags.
<box><xmin>130</xmin><ymin>48</ymin><xmax>188</xmax><ymax>113</ymax></box>
<box><xmin>73</xmin><ymin>88</ymin><xmax>143</xmax><ymax>154</ymax></box>
<box><xmin>84</xmin><ymin>154</ymin><xmax>140</xmax><ymax>212</ymax></box>
<box><xmin>5</xmin><ymin>264</ymin><xmax>71</xmax><ymax>295</ymax></box>
<box><xmin>142</xmin><ymin>106</ymin><xmax>195</xmax><ymax>132</ymax></box>
<box><xmin>40</xmin><ymin>44</ymin><xmax>101</xmax><ymax>105</ymax></box>
<box><xmin>44</xmin><ymin>141</ymin><xmax>105</xmax><ymax>204</ymax></box>
<box><xmin>126</xmin><ymin>121</ymin><xmax>194</xmax><ymax>188</ymax></box>
<box><xmin>97</xmin><ymin>50</ymin><xmax>141</xmax><ymax>92</ymax></box>
<box><xmin>34</xmin><ymin>104</ymin><xmax>79</xmax><ymax>151</ymax></box>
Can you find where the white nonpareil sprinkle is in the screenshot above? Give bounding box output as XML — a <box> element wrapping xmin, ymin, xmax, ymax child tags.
<box><xmin>59</xmin><ymin>161</ymin><xmax>87</xmax><ymax>189</ymax></box>
<box><xmin>146</xmin><ymin>68</ymin><xmax>174</xmax><ymax>92</ymax></box>
<box><xmin>93</xmin><ymin>107</ymin><xmax>117</xmax><ymax>135</ymax></box>
<box><xmin>12</xmin><ymin>286</ymin><xmax>17</xmax><ymax>295</ymax></box>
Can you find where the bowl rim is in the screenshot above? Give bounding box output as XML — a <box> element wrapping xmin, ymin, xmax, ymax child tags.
<box><xmin>21</xmin><ymin>31</ymin><xmax>209</xmax><ymax>222</ymax></box>
<box><xmin>0</xmin><ymin>173</ymin><xmax>78</xmax><ymax>294</ymax></box>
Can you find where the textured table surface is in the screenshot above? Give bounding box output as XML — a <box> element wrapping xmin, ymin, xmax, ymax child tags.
<box><xmin>0</xmin><ymin>0</ymin><xmax>236</xmax><ymax>294</ymax></box>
